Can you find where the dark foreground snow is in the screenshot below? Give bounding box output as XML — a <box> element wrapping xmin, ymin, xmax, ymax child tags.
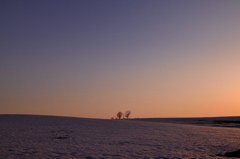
<box><xmin>0</xmin><ymin>115</ymin><xmax>240</xmax><ymax>159</ymax></box>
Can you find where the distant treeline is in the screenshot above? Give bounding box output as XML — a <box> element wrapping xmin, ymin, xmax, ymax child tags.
<box><xmin>111</xmin><ymin>110</ymin><xmax>131</xmax><ymax>120</ymax></box>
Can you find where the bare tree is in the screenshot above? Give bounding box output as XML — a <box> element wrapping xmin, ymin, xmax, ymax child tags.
<box><xmin>125</xmin><ymin>110</ymin><xmax>131</xmax><ymax>119</ymax></box>
<box><xmin>117</xmin><ymin>111</ymin><xmax>123</xmax><ymax>119</ymax></box>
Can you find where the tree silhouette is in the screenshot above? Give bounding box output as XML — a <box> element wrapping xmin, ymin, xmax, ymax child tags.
<box><xmin>125</xmin><ymin>110</ymin><xmax>131</xmax><ymax>119</ymax></box>
<box><xmin>117</xmin><ymin>111</ymin><xmax>123</xmax><ymax>119</ymax></box>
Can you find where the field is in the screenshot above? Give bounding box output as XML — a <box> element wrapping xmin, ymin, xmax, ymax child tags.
<box><xmin>0</xmin><ymin>115</ymin><xmax>240</xmax><ymax>159</ymax></box>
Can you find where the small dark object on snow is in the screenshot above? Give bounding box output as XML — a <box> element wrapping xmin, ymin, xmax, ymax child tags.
<box><xmin>224</xmin><ymin>150</ymin><xmax>240</xmax><ymax>157</ymax></box>
<box><xmin>56</xmin><ymin>136</ymin><xmax>68</xmax><ymax>139</ymax></box>
<box><xmin>55</xmin><ymin>130</ymin><xmax>69</xmax><ymax>140</ymax></box>
<box><xmin>216</xmin><ymin>149</ymin><xmax>240</xmax><ymax>158</ymax></box>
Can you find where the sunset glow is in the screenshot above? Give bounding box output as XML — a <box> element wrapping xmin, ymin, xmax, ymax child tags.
<box><xmin>1</xmin><ymin>0</ymin><xmax>240</xmax><ymax>118</ymax></box>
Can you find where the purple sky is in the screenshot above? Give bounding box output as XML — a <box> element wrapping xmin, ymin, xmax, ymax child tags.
<box><xmin>1</xmin><ymin>0</ymin><xmax>240</xmax><ymax>118</ymax></box>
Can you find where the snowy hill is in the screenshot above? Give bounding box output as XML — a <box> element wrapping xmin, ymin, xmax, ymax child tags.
<box><xmin>0</xmin><ymin>115</ymin><xmax>240</xmax><ymax>158</ymax></box>
<box><xmin>134</xmin><ymin>117</ymin><xmax>240</xmax><ymax>128</ymax></box>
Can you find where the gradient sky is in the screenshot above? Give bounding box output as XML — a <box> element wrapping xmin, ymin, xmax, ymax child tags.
<box><xmin>1</xmin><ymin>0</ymin><xmax>240</xmax><ymax>119</ymax></box>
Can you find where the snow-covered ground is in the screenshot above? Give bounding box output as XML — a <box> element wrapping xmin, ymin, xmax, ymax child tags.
<box><xmin>135</xmin><ymin>117</ymin><xmax>240</xmax><ymax>128</ymax></box>
<box><xmin>0</xmin><ymin>115</ymin><xmax>240</xmax><ymax>159</ymax></box>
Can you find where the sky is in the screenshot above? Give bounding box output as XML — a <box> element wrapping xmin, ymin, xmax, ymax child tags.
<box><xmin>1</xmin><ymin>0</ymin><xmax>240</xmax><ymax>119</ymax></box>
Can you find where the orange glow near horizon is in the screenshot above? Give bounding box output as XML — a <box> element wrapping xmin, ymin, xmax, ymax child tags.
<box><xmin>1</xmin><ymin>1</ymin><xmax>240</xmax><ymax>119</ymax></box>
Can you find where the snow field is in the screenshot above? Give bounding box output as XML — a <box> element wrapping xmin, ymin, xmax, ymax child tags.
<box><xmin>0</xmin><ymin>115</ymin><xmax>240</xmax><ymax>159</ymax></box>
